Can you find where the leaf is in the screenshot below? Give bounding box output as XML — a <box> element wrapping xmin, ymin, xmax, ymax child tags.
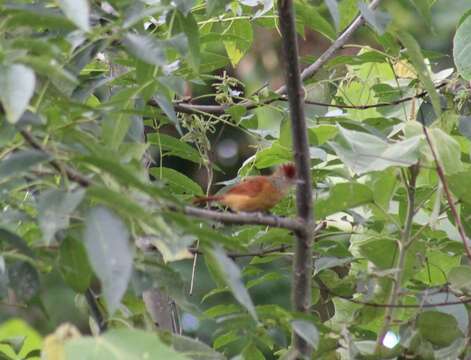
<box><xmin>149</xmin><ymin>167</ymin><xmax>203</xmax><ymax>195</ymax></box>
<box><xmin>458</xmin><ymin>116</ymin><xmax>471</xmax><ymax>140</ymax></box>
<box><xmin>0</xmin><ymin>64</ymin><xmax>36</xmax><ymax>124</ymax></box>
<box><xmin>206</xmin><ymin>246</ymin><xmax>258</xmax><ymax>321</ymax></box>
<box><xmin>454</xmin><ymin>14</ymin><xmax>471</xmax><ymax>80</ymax></box>
<box><xmin>427</xmin><ymin>128</ymin><xmax>463</xmax><ymax>175</ymax></box>
<box><xmin>83</xmin><ymin>206</ymin><xmax>133</xmax><ymax>314</ymax></box>
<box><xmin>357</xmin><ymin>1</ymin><xmax>390</xmax><ymax>35</ymax></box>
<box><xmin>329</xmin><ymin>125</ymin><xmax>422</xmax><ymax>175</ymax></box>
<box><xmin>223</xmin><ymin>19</ymin><xmax>253</xmax><ymax>67</ymax></box>
<box><xmin>295</xmin><ymin>1</ymin><xmax>336</xmax><ymax>40</ymax></box>
<box><xmin>0</xmin><ymin>150</ymin><xmax>50</xmax><ymax>179</ymax></box>
<box><xmin>241</xmin><ymin>342</ymin><xmax>264</xmax><ymax>360</ymax></box>
<box><xmin>408</xmin><ymin>0</ymin><xmax>433</xmax><ymax>29</ymax></box>
<box><xmin>170</xmin><ymin>334</ymin><xmax>225</xmax><ymax>360</ymax></box>
<box><xmin>448</xmin><ymin>168</ymin><xmax>471</xmax><ymax>205</ymax></box>
<box><xmin>147</xmin><ymin>133</ymin><xmax>201</xmax><ymax>164</ymax></box>
<box><xmin>173</xmin><ymin>11</ymin><xmax>200</xmax><ymax>71</ymax></box>
<box><xmin>397</xmin><ymin>31</ymin><xmax>441</xmax><ymax>116</ymax></box>
<box><xmin>9</xmin><ymin>261</ymin><xmax>40</xmax><ymax>301</ymax></box>
<box><xmin>417</xmin><ymin>311</ymin><xmax>462</xmax><ymax>347</ymax></box>
<box><xmin>314</xmin><ymin>183</ymin><xmax>373</xmax><ymax>218</ymax></box>
<box><xmin>64</xmin><ymin>328</ymin><xmax>189</xmax><ymax>360</ymax></box>
<box><xmin>123</xmin><ymin>33</ymin><xmax>166</xmax><ymax>66</ymax></box>
<box><xmin>57</xmin><ymin>0</ymin><xmax>90</xmax><ymax>32</ymax></box>
<box><xmin>37</xmin><ymin>189</ymin><xmax>85</xmax><ymax>244</ymax></box>
<box><xmin>324</xmin><ymin>0</ymin><xmax>340</xmax><ymax>30</ymax></box>
<box><xmin>207</xmin><ymin>0</ymin><xmax>231</xmax><ymax>16</ymax></box>
<box><xmin>59</xmin><ymin>237</ymin><xmax>92</xmax><ymax>293</ymax></box>
<box><xmin>448</xmin><ymin>266</ymin><xmax>471</xmax><ymax>293</ymax></box>
<box><xmin>0</xmin><ymin>319</ymin><xmax>42</xmax><ymax>360</ymax></box>
<box><xmin>153</xmin><ymin>93</ymin><xmax>179</xmax><ymax>129</ymax></box>
<box><xmin>0</xmin><ymin>229</ymin><xmax>34</xmax><ymax>257</ymax></box>
<box><xmin>291</xmin><ymin>320</ymin><xmax>319</xmax><ymax>349</ymax></box>
<box><xmin>173</xmin><ymin>0</ymin><xmax>195</xmax><ymax>16</ymax></box>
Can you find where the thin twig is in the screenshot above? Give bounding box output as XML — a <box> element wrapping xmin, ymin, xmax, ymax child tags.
<box><xmin>278</xmin><ymin>0</ymin><xmax>315</xmax><ymax>356</ymax></box>
<box><xmin>85</xmin><ymin>288</ymin><xmax>107</xmax><ymax>333</ymax></box>
<box><xmin>375</xmin><ymin>165</ymin><xmax>419</xmax><ymax>351</ymax></box>
<box><xmin>421</xmin><ymin>125</ymin><xmax>471</xmax><ymax>261</ymax></box>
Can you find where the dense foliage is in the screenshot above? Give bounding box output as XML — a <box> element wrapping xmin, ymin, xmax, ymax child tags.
<box><xmin>1</xmin><ymin>0</ymin><xmax>471</xmax><ymax>359</ymax></box>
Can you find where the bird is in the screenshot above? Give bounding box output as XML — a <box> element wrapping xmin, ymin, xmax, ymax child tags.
<box><xmin>193</xmin><ymin>163</ymin><xmax>299</xmax><ymax>212</ymax></box>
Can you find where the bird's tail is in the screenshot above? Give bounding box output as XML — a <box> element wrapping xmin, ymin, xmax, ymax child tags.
<box><xmin>192</xmin><ymin>195</ymin><xmax>223</xmax><ymax>206</ymax></box>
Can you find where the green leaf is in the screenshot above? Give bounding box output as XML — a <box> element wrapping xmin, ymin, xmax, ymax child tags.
<box><xmin>147</xmin><ymin>133</ymin><xmax>201</xmax><ymax>164</ymax></box>
<box><xmin>223</xmin><ymin>19</ymin><xmax>253</xmax><ymax>67</ymax></box>
<box><xmin>397</xmin><ymin>31</ymin><xmax>441</xmax><ymax>116</ymax></box>
<box><xmin>0</xmin><ymin>64</ymin><xmax>36</xmax><ymax>124</ymax></box>
<box><xmin>453</xmin><ymin>14</ymin><xmax>471</xmax><ymax>80</ymax></box>
<box><xmin>59</xmin><ymin>237</ymin><xmax>92</xmax><ymax>293</ymax></box>
<box><xmin>57</xmin><ymin>0</ymin><xmax>90</xmax><ymax>32</ymax></box>
<box><xmin>417</xmin><ymin>311</ymin><xmax>462</xmax><ymax>347</ymax></box>
<box><xmin>427</xmin><ymin>128</ymin><xmax>463</xmax><ymax>175</ymax></box>
<box><xmin>358</xmin><ymin>1</ymin><xmax>390</xmax><ymax>35</ymax></box>
<box><xmin>448</xmin><ymin>168</ymin><xmax>471</xmax><ymax>205</ymax></box>
<box><xmin>295</xmin><ymin>1</ymin><xmax>336</xmax><ymax>40</ymax></box>
<box><xmin>149</xmin><ymin>167</ymin><xmax>203</xmax><ymax>195</ymax></box>
<box><xmin>0</xmin><ymin>150</ymin><xmax>50</xmax><ymax>178</ymax></box>
<box><xmin>408</xmin><ymin>0</ymin><xmax>433</xmax><ymax>29</ymax></box>
<box><xmin>9</xmin><ymin>262</ymin><xmax>40</xmax><ymax>301</ymax></box>
<box><xmin>314</xmin><ymin>183</ymin><xmax>373</xmax><ymax>218</ymax></box>
<box><xmin>83</xmin><ymin>206</ymin><xmax>133</xmax><ymax>314</ymax></box>
<box><xmin>173</xmin><ymin>0</ymin><xmax>195</xmax><ymax>16</ymax></box>
<box><xmin>64</xmin><ymin>328</ymin><xmax>189</xmax><ymax>360</ymax></box>
<box><xmin>207</xmin><ymin>0</ymin><xmax>231</xmax><ymax>16</ymax></box>
<box><xmin>329</xmin><ymin>126</ymin><xmax>421</xmax><ymax>175</ymax></box>
<box><xmin>255</xmin><ymin>142</ymin><xmax>293</xmax><ymax>168</ymax></box>
<box><xmin>324</xmin><ymin>0</ymin><xmax>340</xmax><ymax>30</ymax></box>
<box><xmin>291</xmin><ymin>320</ymin><xmax>319</xmax><ymax>349</ymax></box>
<box><xmin>241</xmin><ymin>342</ymin><xmax>264</xmax><ymax>360</ymax></box>
<box><xmin>123</xmin><ymin>33</ymin><xmax>166</xmax><ymax>66</ymax></box>
<box><xmin>153</xmin><ymin>93</ymin><xmax>179</xmax><ymax>129</ymax></box>
<box><xmin>206</xmin><ymin>246</ymin><xmax>258</xmax><ymax>321</ymax></box>
<box><xmin>448</xmin><ymin>266</ymin><xmax>471</xmax><ymax>293</ymax></box>
<box><xmin>174</xmin><ymin>11</ymin><xmax>200</xmax><ymax>71</ymax></box>
<box><xmin>0</xmin><ymin>229</ymin><xmax>34</xmax><ymax>257</ymax></box>
<box><xmin>170</xmin><ymin>334</ymin><xmax>225</xmax><ymax>360</ymax></box>
<box><xmin>37</xmin><ymin>189</ymin><xmax>85</xmax><ymax>244</ymax></box>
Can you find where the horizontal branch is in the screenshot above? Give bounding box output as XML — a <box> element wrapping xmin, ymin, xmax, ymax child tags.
<box><xmin>189</xmin><ymin>245</ymin><xmax>289</xmax><ymax>258</ymax></box>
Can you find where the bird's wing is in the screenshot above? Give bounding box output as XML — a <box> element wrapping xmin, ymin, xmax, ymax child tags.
<box><xmin>225</xmin><ymin>176</ymin><xmax>267</xmax><ymax>197</ymax></box>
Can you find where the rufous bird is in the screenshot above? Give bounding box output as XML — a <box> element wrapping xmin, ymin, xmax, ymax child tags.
<box><xmin>193</xmin><ymin>163</ymin><xmax>299</xmax><ymax>212</ymax></box>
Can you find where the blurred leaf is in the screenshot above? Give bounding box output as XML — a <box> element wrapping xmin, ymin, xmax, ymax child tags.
<box><xmin>173</xmin><ymin>11</ymin><xmax>200</xmax><ymax>71</ymax></box>
<box><xmin>171</xmin><ymin>334</ymin><xmax>225</xmax><ymax>360</ymax></box>
<box><xmin>83</xmin><ymin>206</ymin><xmax>133</xmax><ymax>314</ymax></box>
<box><xmin>324</xmin><ymin>0</ymin><xmax>340</xmax><ymax>30</ymax></box>
<box><xmin>427</xmin><ymin>128</ymin><xmax>463</xmax><ymax>175</ymax></box>
<box><xmin>147</xmin><ymin>133</ymin><xmax>201</xmax><ymax>164</ymax></box>
<box><xmin>329</xmin><ymin>125</ymin><xmax>422</xmax><ymax>175</ymax></box>
<box><xmin>0</xmin><ymin>229</ymin><xmax>34</xmax><ymax>257</ymax></box>
<box><xmin>453</xmin><ymin>14</ymin><xmax>471</xmax><ymax>80</ymax></box>
<box><xmin>358</xmin><ymin>1</ymin><xmax>390</xmax><ymax>35</ymax></box>
<box><xmin>291</xmin><ymin>320</ymin><xmax>319</xmax><ymax>349</ymax></box>
<box><xmin>206</xmin><ymin>246</ymin><xmax>258</xmax><ymax>321</ymax></box>
<box><xmin>0</xmin><ymin>150</ymin><xmax>50</xmax><ymax>178</ymax></box>
<box><xmin>59</xmin><ymin>237</ymin><xmax>92</xmax><ymax>293</ymax></box>
<box><xmin>458</xmin><ymin>116</ymin><xmax>471</xmax><ymax>140</ymax></box>
<box><xmin>9</xmin><ymin>262</ymin><xmax>40</xmax><ymax>301</ymax></box>
<box><xmin>37</xmin><ymin>189</ymin><xmax>85</xmax><ymax>244</ymax></box>
<box><xmin>255</xmin><ymin>142</ymin><xmax>293</xmax><ymax>168</ymax></box>
<box><xmin>314</xmin><ymin>183</ymin><xmax>373</xmax><ymax>219</ymax></box>
<box><xmin>207</xmin><ymin>0</ymin><xmax>231</xmax><ymax>16</ymax></box>
<box><xmin>448</xmin><ymin>266</ymin><xmax>471</xmax><ymax>293</ymax></box>
<box><xmin>223</xmin><ymin>19</ymin><xmax>253</xmax><ymax>67</ymax></box>
<box><xmin>123</xmin><ymin>33</ymin><xmax>166</xmax><ymax>66</ymax></box>
<box><xmin>173</xmin><ymin>0</ymin><xmax>195</xmax><ymax>16</ymax></box>
<box><xmin>153</xmin><ymin>93</ymin><xmax>179</xmax><ymax>129</ymax></box>
<box><xmin>57</xmin><ymin>0</ymin><xmax>90</xmax><ymax>32</ymax></box>
<box><xmin>295</xmin><ymin>1</ymin><xmax>336</xmax><ymax>40</ymax></box>
<box><xmin>0</xmin><ymin>337</ymin><xmax>25</xmax><ymax>355</ymax></box>
<box><xmin>397</xmin><ymin>31</ymin><xmax>441</xmax><ymax>116</ymax></box>
<box><xmin>241</xmin><ymin>342</ymin><xmax>264</xmax><ymax>360</ymax></box>
<box><xmin>0</xmin><ymin>319</ymin><xmax>42</xmax><ymax>360</ymax></box>
<box><xmin>0</xmin><ymin>64</ymin><xmax>36</xmax><ymax>124</ymax></box>
<box><xmin>417</xmin><ymin>311</ymin><xmax>462</xmax><ymax>347</ymax></box>
<box><xmin>408</xmin><ymin>0</ymin><xmax>433</xmax><ymax>29</ymax></box>
<box><xmin>149</xmin><ymin>167</ymin><xmax>203</xmax><ymax>195</ymax></box>
<box><xmin>65</xmin><ymin>328</ymin><xmax>189</xmax><ymax>359</ymax></box>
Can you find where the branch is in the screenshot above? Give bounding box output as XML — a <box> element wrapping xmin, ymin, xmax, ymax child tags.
<box><xmin>153</xmin><ymin>0</ymin><xmax>384</xmax><ymax>116</ymax></box>
<box><xmin>421</xmin><ymin>125</ymin><xmax>471</xmax><ymax>261</ymax></box>
<box><xmin>375</xmin><ymin>165</ymin><xmax>419</xmax><ymax>351</ymax></box>
<box><xmin>278</xmin><ymin>0</ymin><xmax>315</xmax><ymax>356</ymax></box>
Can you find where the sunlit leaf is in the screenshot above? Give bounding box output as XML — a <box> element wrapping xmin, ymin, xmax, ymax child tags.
<box><xmin>57</xmin><ymin>0</ymin><xmax>90</xmax><ymax>32</ymax></box>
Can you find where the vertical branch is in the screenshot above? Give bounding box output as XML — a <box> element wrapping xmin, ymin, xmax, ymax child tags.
<box><xmin>375</xmin><ymin>166</ymin><xmax>418</xmax><ymax>352</ymax></box>
<box><xmin>277</xmin><ymin>0</ymin><xmax>314</xmax><ymax>356</ymax></box>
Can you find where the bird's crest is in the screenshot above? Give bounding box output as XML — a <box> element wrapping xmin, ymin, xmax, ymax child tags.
<box><xmin>280</xmin><ymin>163</ymin><xmax>296</xmax><ymax>179</ymax></box>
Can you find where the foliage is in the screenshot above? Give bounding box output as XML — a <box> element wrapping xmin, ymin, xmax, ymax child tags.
<box><xmin>0</xmin><ymin>0</ymin><xmax>471</xmax><ymax>359</ymax></box>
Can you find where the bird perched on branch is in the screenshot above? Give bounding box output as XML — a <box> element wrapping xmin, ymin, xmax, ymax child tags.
<box><xmin>193</xmin><ymin>163</ymin><xmax>299</xmax><ymax>212</ymax></box>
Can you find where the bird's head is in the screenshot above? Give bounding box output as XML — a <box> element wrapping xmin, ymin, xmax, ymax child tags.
<box><xmin>271</xmin><ymin>163</ymin><xmax>302</xmax><ymax>190</ymax></box>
